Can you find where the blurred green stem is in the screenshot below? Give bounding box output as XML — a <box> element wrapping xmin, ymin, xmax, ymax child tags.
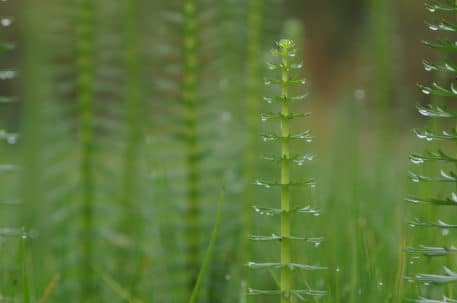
<box><xmin>77</xmin><ymin>0</ymin><xmax>95</xmax><ymax>299</ymax></box>
<box><xmin>183</xmin><ymin>0</ymin><xmax>201</xmax><ymax>291</ymax></box>
<box><xmin>120</xmin><ymin>0</ymin><xmax>144</xmax><ymax>293</ymax></box>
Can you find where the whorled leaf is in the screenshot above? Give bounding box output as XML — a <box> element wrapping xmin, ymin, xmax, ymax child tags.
<box><xmin>405</xmin><ymin>245</ymin><xmax>457</xmax><ymax>257</ymax></box>
<box><xmin>261</xmin><ymin>130</ymin><xmax>313</xmax><ymax>142</ymax></box>
<box><xmin>248</xmin><ymin>288</ymin><xmax>327</xmax><ymax>299</ymax></box>
<box><xmin>252</xmin><ymin>205</ymin><xmax>320</xmax><ymax>216</ymax></box>
<box><xmin>260</xmin><ymin>112</ymin><xmax>310</xmax><ymax>122</ymax></box>
<box><xmin>254</xmin><ymin>178</ymin><xmax>316</xmax><ymax>188</ymax></box>
<box><xmin>248</xmin><ymin>233</ymin><xmax>323</xmax><ymax>244</ymax></box>
<box><xmin>413</xmin><ymin>128</ymin><xmax>457</xmax><ymax>141</ymax></box>
<box><xmin>414</xmin><ymin>267</ymin><xmax>457</xmax><ymax>285</ymax></box>
<box><xmin>418</xmin><ymin>82</ymin><xmax>457</xmax><ymax>97</ymax></box>
<box><xmin>418</xmin><ymin>104</ymin><xmax>457</xmax><ymax>118</ymax></box>
<box><xmin>410</xmin><ymin>150</ymin><xmax>457</xmax><ymax>164</ymax></box>
<box><xmin>406</xmin><ymin>192</ymin><xmax>457</xmax><ymax>206</ymax></box>
<box><xmin>426</xmin><ymin>20</ymin><xmax>457</xmax><ymax>32</ymax></box>
<box><xmin>263</xmin><ymin>94</ymin><xmax>308</xmax><ymax>104</ymax></box>
<box><xmin>247</xmin><ymin>262</ymin><xmax>326</xmax><ymax>271</ymax></box>
<box><xmin>410</xmin><ymin>218</ymin><xmax>457</xmax><ymax>229</ymax></box>
<box><xmin>422</xmin><ymin>40</ymin><xmax>457</xmax><ymax>52</ymax></box>
<box><xmin>425</xmin><ymin>0</ymin><xmax>457</xmax><ymax>13</ymax></box>
<box><xmin>408</xmin><ymin>170</ymin><xmax>457</xmax><ymax>182</ymax></box>
<box><xmin>423</xmin><ymin>59</ymin><xmax>457</xmax><ymax>73</ymax></box>
<box><xmin>405</xmin><ymin>297</ymin><xmax>457</xmax><ymax>303</ymax></box>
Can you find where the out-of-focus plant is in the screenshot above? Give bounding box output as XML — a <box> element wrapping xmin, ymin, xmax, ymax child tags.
<box><xmin>405</xmin><ymin>1</ymin><xmax>457</xmax><ymax>302</ymax></box>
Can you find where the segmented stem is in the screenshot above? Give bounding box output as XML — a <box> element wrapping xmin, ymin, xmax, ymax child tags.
<box><xmin>405</xmin><ymin>1</ymin><xmax>457</xmax><ymax>301</ymax></box>
<box><xmin>77</xmin><ymin>0</ymin><xmax>95</xmax><ymax>299</ymax></box>
<box><xmin>248</xmin><ymin>39</ymin><xmax>326</xmax><ymax>303</ymax></box>
<box><xmin>279</xmin><ymin>42</ymin><xmax>291</xmax><ymax>303</ymax></box>
<box><xmin>119</xmin><ymin>0</ymin><xmax>143</xmax><ymax>292</ymax></box>
<box><xmin>183</xmin><ymin>0</ymin><xmax>201</xmax><ymax>290</ymax></box>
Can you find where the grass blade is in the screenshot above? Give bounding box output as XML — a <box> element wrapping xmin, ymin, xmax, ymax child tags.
<box><xmin>188</xmin><ymin>189</ymin><xmax>225</xmax><ymax>303</ymax></box>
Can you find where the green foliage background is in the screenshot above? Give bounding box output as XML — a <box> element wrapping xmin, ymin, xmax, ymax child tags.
<box><xmin>0</xmin><ymin>0</ymin><xmax>453</xmax><ymax>302</ymax></box>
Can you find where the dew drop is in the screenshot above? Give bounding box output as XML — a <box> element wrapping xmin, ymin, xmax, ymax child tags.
<box><xmin>263</xmin><ymin>97</ymin><xmax>273</xmax><ymax>104</ymax></box>
<box><xmin>336</xmin><ymin>267</ymin><xmax>341</xmax><ymax>272</ymax></box>
<box><xmin>422</xmin><ymin>88</ymin><xmax>431</xmax><ymax>95</ymax></box>
<box><xmin>354</xmin><ymin>89</ymin><xmax>366</xmax><ymax>100</ymax></box>
<box><xmin>1</xmin><ymin>18</ymin><xmax>12</xmax><ymax>27</ymax></box>
<box><xmin>7</xmin><ymin>135</ymin><xmax>16</xmax><ymax>145</ymax></box>
<box><xmin>221</xmin><ymin>112</ymin><xmax>231</xmax><ymax>122</ymax></box>
<box><xmin>410</xmin><ymin>157</ymin><xmax>424</xmax><ymax>165</ymax></box>
<box><xmin>0</xmin><ymin>70</ymin><xmax>16</xmax><ymax>80</ymax></box>
<box><xmin>442</xmin><ymin>228</ymin><xmax>449</xmax><ymax>236</ymax></box>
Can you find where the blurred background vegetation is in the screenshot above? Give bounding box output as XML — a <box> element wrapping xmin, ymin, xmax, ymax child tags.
<box><xmin>0</xmin><ymin>0</ymin><xmax>453</xmax><ymax>302</ymax></box>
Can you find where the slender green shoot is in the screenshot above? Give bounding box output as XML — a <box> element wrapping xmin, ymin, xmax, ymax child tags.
<box><xmin>77</xmin><ymin>0</ymin><xmax>95</xmax><ymax>299</ymax></box>
<box><xmin>188</xmin><ymin>189</ymin><xmax>225</xmax><ymax>303</ymax></box>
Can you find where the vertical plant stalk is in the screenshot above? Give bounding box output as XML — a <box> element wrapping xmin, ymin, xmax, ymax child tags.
<box><xmin>248</xmin><ymin>39</ymin><xmax>326</xmax><ymax>303</ymax></box>
<box><xmin>405</xmin><ymin>0</ymin><xmax>457</xmax><ymax>301</ymax></box>
<box><xmin>120</xmin><ymin>0</ymin><xmax>143</xmax><ymax>292</ymax></box>
<box><xmin>20</xmin><ymin>233</ymin><xmax>31</xmax><ymax>303</ymax></box>
<box><xmin>241</xmin><ymin>0</ymin><xmax>263</xmax><ymax>298</ymax></box>
<box><xmin>183</xmin><ymin>0</ymin><xmax>201</xmax><ymax>290</ymax></box>
<box><xmin>77</xmin><ymin>0</ymin><xmax>95</xmax><ymax>299</ymax></box>
<box><xmin>279</xmin><ymin>42</ymin><xmax>292</xmax><ymax>303</ymax></box>
<box><xmin>188</xmin><ymin>190</ymin><xmax>225</xmax><ymax>303</ymax></box>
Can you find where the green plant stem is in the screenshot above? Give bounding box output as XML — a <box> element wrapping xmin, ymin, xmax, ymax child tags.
<box><xmin>280</xmin><ymin>45</ymin><xmax>291</xmax><ymax>303</ymax></box>
<box><xmin>120</xmin><ymin>0</ymin><xmax>143</xmax><ymax>292</ymax></box>
<box><xmin>183</xmin><ymin>0</ymin><xmax>201</xmax><ymax>291</ymax></box>
<box><xmin>188</xmin><ymin>190</ymin><xmax>225</xmax><ymax>303</ymax></box>
<box><xmin>21</xmin><ymin>234</ymin><xmax>31</xmax><ymax>303</ymax></box>
<box><xmin>77</xmin><ymin>0</ymin><xmax>95</xmax><ymax>299</ymax></box>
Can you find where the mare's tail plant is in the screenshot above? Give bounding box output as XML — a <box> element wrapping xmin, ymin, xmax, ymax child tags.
<box><xmin>248</xmin><ymin>39</ymin><xmax>326</xmax><ymax>302</ymax></box>
<box><xmin>406</xmin><ymin>0</ymin><xmax>457</xmax><ymax>301</ymax></box>
<box><xmin>77</xmin><ymin>0</ymin><xmax>96</xmax><ymax>300</ymax></box>
<box><xmin>151</xmin><ymin>0</ymin><xmax>223</xmax><ymax>300</ymax></box>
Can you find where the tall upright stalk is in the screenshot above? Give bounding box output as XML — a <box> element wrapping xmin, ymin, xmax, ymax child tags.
<box><xmin>405</xmin><ymin>0</ymin><xmax>457</xmax><ymax>301</ymax></box>
<box><xmin>183</xmin><ymin>0</ymin><xmax>201</xmax><ymax>290</ymax></box>
<box><xmin>248</xmin><ymin>39</ymin><xmax>326</xmax><ymax>303</ymax></box>
<box><xmin>119</xmin><ymin>0</ymin><xmax>144</xmax><ymax>293</ymax></box>
<box><xmin>77</xmin><ymin>0</ymin><xmax>95</xmax><ymax>299</ymax></box>
<box><xmin>279</xmin><ymin>42</ymin><xmax>292</xmax><ymax>301</ymax></box>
